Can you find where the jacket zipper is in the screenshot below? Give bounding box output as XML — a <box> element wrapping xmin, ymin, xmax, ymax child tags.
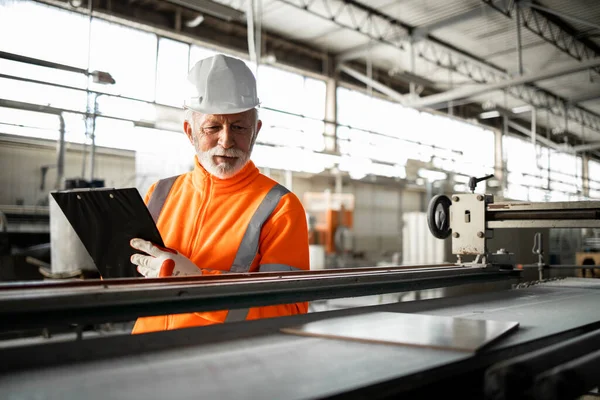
<box><xmin>190</xmin><ymin>177</ymin><xmax>212</xmax><ymax>260</ymax></box>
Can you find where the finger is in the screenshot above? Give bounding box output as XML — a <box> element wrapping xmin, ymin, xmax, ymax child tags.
<box><xmin>138</xmin><ymin>265</ymin><xmax>158</xmax><ymax>278</ymax></box>
<box><xmin>159</xmin><ymin>259</ymin><xmax>176</xmax><ymax>277</ymax></box>
<box><xmin>131</xmin><ymin>253</ymin><xmax>153</xmax><ymax>268</ymax></box>
<box><xmin>130</xmin><ymin>238</ymin><xmax>163</xmax><ymax>257</ymax></box>
<box><xmin>137</xmin><ymin>265</ymin><xmax>150</xmax><ymax>277</ymax></box>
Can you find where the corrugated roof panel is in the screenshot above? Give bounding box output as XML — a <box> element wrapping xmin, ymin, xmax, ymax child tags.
<box><xmin>374</xmin><ymin>0</ymin><xmax>482</xmax><ymax>27</ymax></box>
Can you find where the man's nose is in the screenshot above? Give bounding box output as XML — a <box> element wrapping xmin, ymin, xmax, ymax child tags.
<box><xmin>218</xmin><ymin>126</ymin><xmax>235</xmax><ymax>149</ymax></box>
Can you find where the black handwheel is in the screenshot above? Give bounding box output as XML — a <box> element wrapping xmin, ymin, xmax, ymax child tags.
<box><xmin>427</xmin><ymin>194</ymin><xmax>452</xmax><ymax>239</ymax></box>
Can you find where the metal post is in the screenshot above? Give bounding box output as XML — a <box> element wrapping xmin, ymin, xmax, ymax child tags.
<box><xmin>89</xmin><ymin>94</ymin><xmax>98</xmax><ymax>182</ymax></box>
<box><xmin>335</xmin><ymin>174</ymin><xmax>342</xmax><ymax>194</ymax></box>
<box><xmin>498</xmin><ymin>117</ymin><xmax>507</xmax><ymax>193</ymax></box>
<box><xmin>366</xmin><ymin>44</ymin><xmax>373</xmax><ymax>98</ymax></box>
<box><xmin>325</xmin><ymin>57</ymin><xmax>337</xmax><ymax>153</ymax></box>
<box><xmin>516</xmin><ymin>3</ymin><xmax>523</xmax><ymax>76</ymax></box>
<box><xmin>530</xmin><ymin>106</ymin><xmax>539</xmax><ymax>170</ymax></box>
<box><xmin>545</xmin><ymin>112</ymin><xmax>551</xmax><ymax>191</ymax></box>
<box><xmin>410</xmin><ymin>39</ymin><xmax>416</xmax><ymax>99</ymax></box>
<box><xmin>448</xmin><ymin>65</ymin><xmax>454</xmax><ymax>116</ymax></box>
<box><xmin>154</xmin><ymin>36</ymin><xmax>160</xmax><ymax>102</ymax></box>
<box><xmin>582</xmin><ymin>154</ymin><xmax>590</xmax><ymax>198</ymax></box>
<box><xmin>55</xmin><ymin>114</ymin><xmax>65</xmax><ymax>190</ymax></box>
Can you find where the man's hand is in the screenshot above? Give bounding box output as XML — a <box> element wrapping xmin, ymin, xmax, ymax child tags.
<box><xmin>130</xmin><ymin>238</ymin><xmax>202</xmax><ymax>278</ymax></box>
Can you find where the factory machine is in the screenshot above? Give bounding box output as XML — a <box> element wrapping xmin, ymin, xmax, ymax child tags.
<box><xmin>1</xmin><ymin>176</ymin><xmax>600</xmax><ymax>400</ymax></box>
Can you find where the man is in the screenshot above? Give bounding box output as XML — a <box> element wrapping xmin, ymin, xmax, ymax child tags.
<box><xmin>129</xmin><ymin>54</ymin><xmax>310</xmax><ymax>333</ymax></box>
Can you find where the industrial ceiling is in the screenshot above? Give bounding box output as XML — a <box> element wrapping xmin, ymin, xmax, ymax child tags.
<box><xmin>38</xmin><ymin>0</ymin><xmax>600</xmax><ymax>153</ymax></box>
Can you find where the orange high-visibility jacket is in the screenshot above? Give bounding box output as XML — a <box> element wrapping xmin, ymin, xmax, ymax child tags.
<box><xmin>131</xmin><ymin>158</ymin><xmax>310</xmax><ymax>334</ymax></box>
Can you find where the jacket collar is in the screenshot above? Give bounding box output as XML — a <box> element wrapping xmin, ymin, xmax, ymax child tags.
<box><xmin>191</xmin><ymin>156</ymin><xmax>259</xmax><ymax>194</ymax></box>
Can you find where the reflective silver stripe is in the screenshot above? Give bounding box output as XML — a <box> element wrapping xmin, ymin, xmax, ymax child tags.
<box><xmin>147</xmin><ymin>175</ymin><xmax>180</xmax><ymax>223</ymax></box>
<box><xmin>224</xmin><ymin>308</ymin><xmax>250</xmax><ymax>322</ymax></box>
<box><xmin>229</xmin><ymin>184</ymin><xmax>290</xmax><ymax>273</ymax></box>
<box><xmin>258</xmin><ymin>264</ymin><xmax>305</xmax><ymax>272</ymax></box>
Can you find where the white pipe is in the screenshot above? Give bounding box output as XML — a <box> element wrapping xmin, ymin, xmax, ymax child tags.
<box><xmin>55</xmin><ymin>114</ymin><xmax>65</xmax><ymax>190</ymax></box>
<box><xmin>572</xmin><ymin>142</ymin><xmax>600</xmax><ymax>152</ymax></box>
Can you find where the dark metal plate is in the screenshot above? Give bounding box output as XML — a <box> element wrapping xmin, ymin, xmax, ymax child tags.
<box><xmin>281</xmin><ymin>311</ymin><xmax>519</xmax><ymax>352</ymax></box>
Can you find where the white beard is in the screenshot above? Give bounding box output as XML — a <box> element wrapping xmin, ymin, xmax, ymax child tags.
<box><xmin>196</xmin><ymin>146</ymin><xmax>252</xmax><ymax>179</ymax></box>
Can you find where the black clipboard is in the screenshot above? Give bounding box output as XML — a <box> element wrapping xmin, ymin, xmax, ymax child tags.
<box><xmin>50</xmin><ymin>188</ymin><xmax>165</xmax><ymax>278</ymax></box>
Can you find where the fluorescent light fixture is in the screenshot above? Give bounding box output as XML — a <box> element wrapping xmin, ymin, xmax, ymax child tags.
<box><xmin>90</xmin><ymin>70</ymin><xmax>115</xmax><ymax>85</ymax></box>
<box><xmin>479</xmin><ymin>110</ymin><xmax>500</xmax><ymax>119</ymax></box>
<box><xmin>511</xmin><ymin>105</ymin><xmax>532</xmax><ymax>114</ymax></box>
<box><xmin>185</xmin><ymin>15</ymin><xmax>205</xmax><ymax>28</ymax></box>
<box><xmin>164</xmin><ymin>0</ymin><xmax>244</xmax><ymax>21</ymax></box>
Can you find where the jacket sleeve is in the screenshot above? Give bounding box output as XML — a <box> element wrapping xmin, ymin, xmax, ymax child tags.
<box><xmin>246</xmin><ymin>190</ymin><xmax>310</xmax><ymax>319</ymax></box>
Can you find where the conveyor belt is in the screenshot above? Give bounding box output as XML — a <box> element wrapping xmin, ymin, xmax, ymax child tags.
<box><xmin>1</xmin><ymin>278</ymin><xmax>600</xmax><ymax>400</ymax></box>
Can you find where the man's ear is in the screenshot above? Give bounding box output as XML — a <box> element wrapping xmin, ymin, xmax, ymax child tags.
<box><xmin>251</xmin><ymin>119</ymin><xmax>262</xmax><ymax>146</ymax></box>
<box><xmin>256</xmin><ymin>119</ymin><xmax>262</xmax><ymax>135</ymax></box>
<box><xmin>183</xmin><ymin>120</ymin><xmax>194</xmax><ymax>144</ymax></box>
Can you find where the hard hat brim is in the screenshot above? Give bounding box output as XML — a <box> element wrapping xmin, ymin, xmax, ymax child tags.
<box><xmin>183</xmin><ymin>100</ymin><xmax>260</xmax><ymax>116</ymax></box>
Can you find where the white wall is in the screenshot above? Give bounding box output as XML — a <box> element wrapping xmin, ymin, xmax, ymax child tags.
<box><xmin>0</xmin><ymin>134</ymin><xmax>136</xmax><ymax>205</ymax></box>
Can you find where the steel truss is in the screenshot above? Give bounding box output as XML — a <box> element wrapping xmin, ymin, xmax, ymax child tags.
<box><xmin>482</xmin><ymin>0</ymin><xmax>600</xmax><ymax>76</ymax></box>
<box><xmin>276</xmin><ymin>0</ymin><xmax>600</xmax><ymax>135</ymax></box>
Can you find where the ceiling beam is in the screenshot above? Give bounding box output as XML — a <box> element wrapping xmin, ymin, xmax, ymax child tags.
<box><xmin>406</xmin><ymin>57</ymin><xmax>600</xmax><ymax>108</ymax></box>
<box><xmin>573</xmin><ymin>142</ymin><xmax>600</xmax><ymax>152</ymax></box>
<box><xmin>337</xmin><ymin>64</ymin><xmax>408</xmax><ymax>104</ymax></box>
<box><xmin>335</xmin><ymin>4</ymin><xmax>490</xmax><ymax>62</ymax></box>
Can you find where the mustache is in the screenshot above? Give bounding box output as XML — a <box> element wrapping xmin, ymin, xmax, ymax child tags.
<box><xmin>208</xmin><ymin>147</ymin><xmax>246</xmax><ymax>158</ymax></box>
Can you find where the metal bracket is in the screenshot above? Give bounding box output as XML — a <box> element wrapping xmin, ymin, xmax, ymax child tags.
<box><xmin>450</xmin><ymin>193</ymin><xmax>490</xmax><ymax>257</ymax></box>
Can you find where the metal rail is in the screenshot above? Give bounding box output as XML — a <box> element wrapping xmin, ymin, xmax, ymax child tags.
<box><xmin>532</xmin><ymin>349</ymin><xmax>600</xmax><ymax>400</ymax></box>
<box><xmin>0</xmin><ymin>265</ymin><xmax>519</xmax><ymax>331</ymax></box>
<box><xmin>484</xmin><ymin>327</ymin><xmax>600</xmax><ymax>400</ymax></box>
<box><xmin>484</xmin><ymin>201</ymin><xmax>600</xmax><ymax>229</ymax></box>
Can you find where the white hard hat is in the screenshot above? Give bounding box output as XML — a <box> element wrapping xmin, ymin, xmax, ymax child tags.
<box><xmin>184</xmin><ymin>54</ymin><xmax>260</xmax><ymax>115</ymax></box>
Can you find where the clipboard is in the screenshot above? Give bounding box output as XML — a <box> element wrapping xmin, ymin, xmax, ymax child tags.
<box><xmin>50</xmin><ymin>188</ymin><xmax>165</xmax><ymax>278</ymax></box>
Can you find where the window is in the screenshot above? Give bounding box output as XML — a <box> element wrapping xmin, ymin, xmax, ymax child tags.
<box><xmin>549</xmin><ymin>149</ymin><xmax>582</xmax><ymax>195</ymax></box>
<box><xmin>155</xmin><ymin>38</ymin><xmax>190</xmax><ymax>107</ymax></box>
<box><xmin>502</xmin><ymin>135</ymin><xmax>585</xmax><ymax>201</ymax></box>
<box><xmin>0</xmin><ymin>77</ymin><xmax>88</xmax><ymax>113</ymax></box>
<box><xmin>0</xmin><ymin>1</ymin><xmax>90</xmax><ymax>69</ymax></box>
<box><xmin>336</xmin><ymin>86</ymin><xmax>494</xmax><ymax>180</ymax></box>
<box><xmin>88</xmin><ymin>18</ymin><xmax>157</xmax><ymax>101</ymax></box>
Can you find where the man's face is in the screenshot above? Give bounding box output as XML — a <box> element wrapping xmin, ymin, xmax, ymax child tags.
<box><xmin>184</xmin><ymin>109</ymin><xmax>262</xmax><ymax>179</ymax></box>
